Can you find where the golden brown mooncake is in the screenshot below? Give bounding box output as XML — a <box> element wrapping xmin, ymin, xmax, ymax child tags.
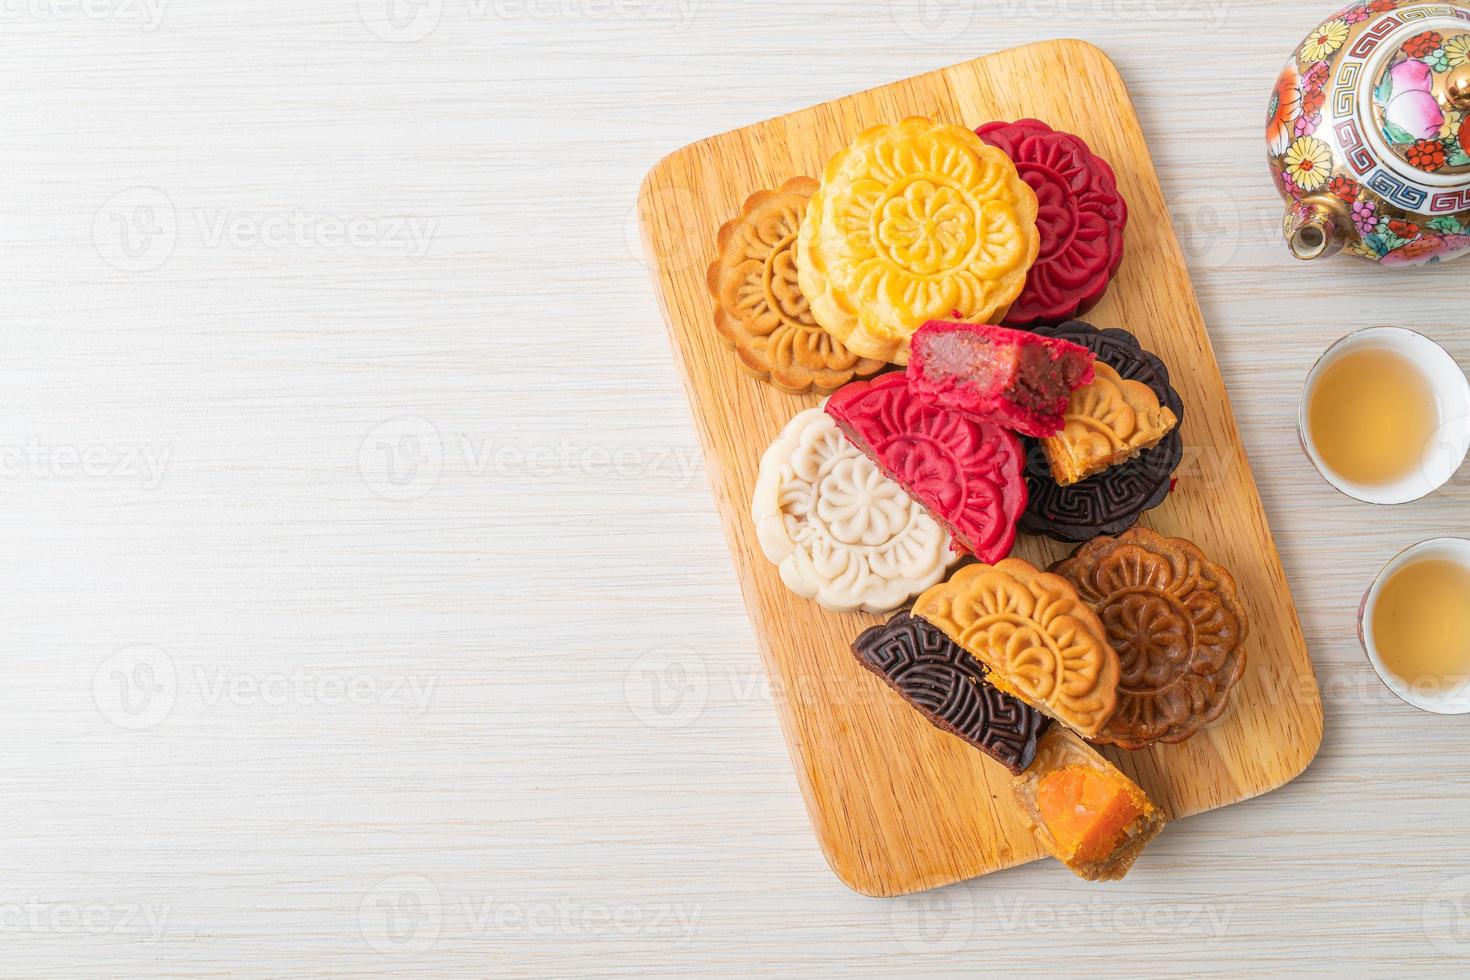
<box><xmin>1013</xmin><ymin>726</ymin><xmax>1165</xmax><ymax>881</ymax></box>
<box><xmin>707</xmin><ymin>178</ymin><xmax>885</xmax><ymax>395</ymax></box>
<box><xmin>912</xmin><ymin>559</ymin><xmax>1120</xmax><ymax>739</ymax></box>
<box><xmin>1042</xmin><ymin>360</ymin><xmax>1178</xmax><ymax>486</ymax></box>
<box><xmin>1051</xmin><ymin>526</ymin><xmax>1249</xmax><ymax>750</ymax></box>
<box><xmin>795</xmin><ymin>117</ymin><xmax>1040</xmax><ymax>365</ymax></box>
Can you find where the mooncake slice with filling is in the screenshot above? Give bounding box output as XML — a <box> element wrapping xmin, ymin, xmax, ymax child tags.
<box><xmin>1013</xmin><ymin>726</ymin><xmax>1165</xmax><ymax>881</ymax></box>
<box><xmin>911</xmin><ymin>559</ymin><xmax>1120</xmax><ymax>739</ymax></box>
<box><xmin>908</xmin><ymin>320</ymin><xmax>1095</xmax><ymax>437</ymax></box>
<box><xmin>1042</xmin><ymin>360</ymin><xmax>1178</xmax><ymax>486</ymax></box>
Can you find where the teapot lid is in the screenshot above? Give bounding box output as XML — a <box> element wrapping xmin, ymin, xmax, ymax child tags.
<box><xmin>1370</xmin><ymin>27</ymin><xmax>1470</xmax><ymax>178</ymax></box>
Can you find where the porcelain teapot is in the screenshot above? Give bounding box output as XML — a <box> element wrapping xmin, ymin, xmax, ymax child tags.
<box><xmin>1268</xmin><ymin>0</ymin><xmax>1470</xmax><ymax>265</ymax></box>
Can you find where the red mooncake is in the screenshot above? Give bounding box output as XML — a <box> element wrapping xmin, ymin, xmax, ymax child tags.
<box><xmin>825</xmin><ymin>372</ymin><xmax>1027</xmax><ymax>563</ymax></box>
<box><xmin>908</xmin><ymin>320</ymin><xmax>1095</xmax><ymax>438</ymax></box>
<box><xmin>975</xmin><ymin>119</ymin><xmax>1127</xmax><ymax>328</ymax></box>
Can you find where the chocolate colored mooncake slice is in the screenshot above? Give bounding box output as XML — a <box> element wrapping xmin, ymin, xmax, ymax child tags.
<box><xmin>908</xmin><ymin>320</ymin><xmax>1096</xmax><ymax>438</ymax></box>
<box><xmin>853</xmin><ymin>611</ymin><xmax>1049</xmax><ymax>774</ymax></box>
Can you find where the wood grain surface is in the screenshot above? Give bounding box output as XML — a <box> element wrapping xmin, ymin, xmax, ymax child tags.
<box><xmin>4</xmin><ymin>1</ymin><xmax>1470</xmax><ymax>976</ymax></box>
<box><xmin>639</xmin><ymin>39</ymin><xmax>1323</xmax><ymax>896</ymax></box>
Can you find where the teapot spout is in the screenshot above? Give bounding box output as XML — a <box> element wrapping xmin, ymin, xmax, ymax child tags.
<box><xmin>1284</xmin><ymin>197</ymin><xmax>1349</xmax><ymax>261</ymax></box>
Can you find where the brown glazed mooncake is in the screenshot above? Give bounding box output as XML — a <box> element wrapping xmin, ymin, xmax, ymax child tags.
<box><xmin>1042</xmin><ymin>361</ymin><xmax>1178</xmax><ymax>486</ymax></box>
<box><xmin>1013</xmin><ymin>726</ymin><xmax>1165</xmax><ymax>881</ymax></box>
<box><xmin>912</xmin><ymin>559</ymin><xmax>1120</xmax><ymax>740</ymax></box>
<box><xmin>707</xmin><ymin>177</ymin><xmax>884</xmax><ymax>394</ymax></box>
<box><xmin>1051</xmin><ymin>526</ymin><xmax>1248</xmax><ymax>750</ymax></box>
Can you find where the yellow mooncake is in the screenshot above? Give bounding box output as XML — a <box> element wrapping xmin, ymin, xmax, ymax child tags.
<box><xmin>796</xmin><ymin>117</ymin><xmax>1040</xmax><ymax>365</ymax></box>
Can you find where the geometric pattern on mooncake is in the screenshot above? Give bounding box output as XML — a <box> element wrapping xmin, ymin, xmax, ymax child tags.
<box><xmin>852</xmin><ymin>610</ymin><xmax>1049</xmax><ymax>774</ymax></box>
<box><xmin>795</xmin><ymin>116</ymin><xmax>1041</xmax><ymax>366</ymax></box>
<box><xmin>912</xmin><ymin>559</ymin><xmax>1120</xmax><ymax>739</ymax></box>
<box><xmin>1042</xmin><ymin>360</ymin><xmax>1178</xmax><ymax>487</ymax></box>
<box><xmin>976</xmin><ymin>119</ymin><xmax>1128</xmax><ymax>329</ymax></box>
<box><xmin>1051</xmin><ymin>526</ymin><xmax>1248</xmax><ymax>750</ymax></box>
<box><xmin>707</xmin><ymin>177</ymin><xmax>886</xmax><ymax>394</ymax></box>
<box><xmin>1018</xmin><ymin>321</ymin><xmax>1184</xmax><ymax>543</ymax></box>
<box><xmin>825</xmin><ymin>372</ymin><xmax>1028</xmax><ymax>565</ymax></box>
<box><xmin>752</xmin><ymin>406</ymin><xmax>959</xmax><ymax>614</ymax></box>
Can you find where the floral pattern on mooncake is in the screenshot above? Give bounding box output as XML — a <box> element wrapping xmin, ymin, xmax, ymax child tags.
<box><xmin>975</xmin><ymin>119</ymin><xmax>1128</xmax><ymax>328</ymax></box>
<box><xmin>752</xmin><ymin>407</ymin><xmax>958</xmax><ymax>614</ymax></box>
<box><xmin>796</xmin><ymin>117</ymin><xmax>1040</xmax><ymax>365</ymax></box>
<box><xmin>1042</xmin><ymin>361</ymin><xmax>1178</xmax><ymax>487</ymax></box>
<box><xmin>913</xmin><ymin>559</ymin><xmax>1120</xmax><ymax>739</ymax></box>
<box><xmin>708</xmin><ymin>178</ymin><xmax>885</xmax><ymax>394</ymax></box>
<box><xmin>1051</xmin><ymin>526</ymin><xmax>1248</xmax><ymax>750</ymax></box>
<box><xmin>825</xmin><ymin>372</ymin><xmax>1028</xmax><ymax>564</ymax></box>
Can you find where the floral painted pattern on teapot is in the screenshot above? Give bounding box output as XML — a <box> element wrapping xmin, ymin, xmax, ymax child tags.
<box><xmin>1268</xmin><ymin>0</ymin><xmax>1470</xmax><ymax>265</ymax></box>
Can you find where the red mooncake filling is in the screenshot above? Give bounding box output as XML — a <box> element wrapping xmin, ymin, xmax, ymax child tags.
<box><xmin>825</xmin><ymin>372</ymin><xmax>1028</xmax><ymax>564</ymax></box>
<box><xmin>908</xmin><ymin>321</ymin><xmax>1095</xmax><ymax>437</ymax></box>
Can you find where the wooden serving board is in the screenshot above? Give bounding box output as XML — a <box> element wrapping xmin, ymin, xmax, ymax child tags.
<box><xmin>638</xmin><ymin>40</ymin><xmax>1323</xmax><ymax>897</ymax></box>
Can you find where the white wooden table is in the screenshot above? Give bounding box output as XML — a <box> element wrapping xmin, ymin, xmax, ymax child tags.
<box><xmin>3</xmin><ymin>1</ymin><xmax>1468</xmax><ymax>975</ymax></box>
